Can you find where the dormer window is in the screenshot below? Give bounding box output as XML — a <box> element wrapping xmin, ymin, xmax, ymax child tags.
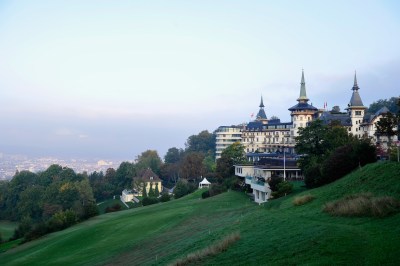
<box><xmin>150</xmin><ymin>176</ymin><xmax>153</xmax><ymax>180</ymax></box>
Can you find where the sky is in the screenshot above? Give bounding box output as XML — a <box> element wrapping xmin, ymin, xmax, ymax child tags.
<box><xmin>0</xmin><ymin>0</ymin><xmax>399</xmax><ymax>160</ymax></box>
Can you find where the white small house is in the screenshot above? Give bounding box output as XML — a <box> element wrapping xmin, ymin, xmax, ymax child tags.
<box><xmin>121</xmin><ymin>189</ymin><xmax>134</xmax><ymax>202</ymax></box>
<box><xmin>199</xmin><ymin>177</ymin><xmax>211</xmax><ymax>189</ymax></box>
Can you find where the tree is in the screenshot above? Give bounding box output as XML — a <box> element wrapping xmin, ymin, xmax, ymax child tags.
<box><xmin>136</xmin><ymin>150</ymin><xmax>162</xmax><ymax>175</ymax></box>
<box><xmin>154</xmin><ymin>184</ymin><xmax>160</xmax><ymax>197</ymax></box>
<box><xmin>296</xmin><ymin>120</ymin><xmax>376</xmax><ymax>188</ymax></box>
<box><xmin>368</xmin><ymin>97</ymin><xmax>399</xmax><ymax>114</ymax></box>
<box><xmin>148</xmin><ymin>182</ymin><xmax>155</xmax><ymax>197</ymax></box>
<box><xmin>116</xmin><ymin>162</ymin><xmax>136</xmax><ymax>192</ymax></box>
<box><xmin>180</xmin><ymin>152</ymin><xmax>205</xmax><ymax>180</ymax></box>
<box><xmin>376</xmin><ymin>112</ymin><xmax>398</xmax><ymax>158</ymax></box>
<box><xmin>216</xmin><ymin>142</ymin><xmax>246</xmax><ymax>178</ymax></box>
<box><xmin>174</xmin><ymin>180</ymin><xmax>191</xmax><ymax>199</ymax></box>
<box><xmin>185</xmin><ymin>130</ymin><xmax>216</xmax><ymax>157</ymax></box>
<box><xmin>295</xmin><ymin>120</ymin><xmax>327</xmax><ymax>157</ymax></box>
<box><xmin>164</xmin><ymin>147</ymin><xmax>184</xmax><ymax>164</ymax></box>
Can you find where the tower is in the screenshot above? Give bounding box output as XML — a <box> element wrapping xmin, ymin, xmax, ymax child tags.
<box><xmin>256</xmin><ymin>95</ymin><xmax>268</xmax><ymax>124</ymax></box>
<box><xmin>346</xmin><ymin>71</ymin><xmax>367</xmax><ymax>138</ymax></box>
<box><xmin>288</xmin><ymin>70</ymin><xmax>318</xmax><ymax>138</ymax></box>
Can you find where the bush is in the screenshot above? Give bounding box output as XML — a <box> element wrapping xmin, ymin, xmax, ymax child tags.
<box><xmin>201</xmin><ymin>190</ymin><xmax>210</xmax><ymax>199</ymax></box>
<box><xmin>105</xmin><ymin>204</ymin><xmax>122</xmax><ymax>213</ymax></box>
<box><xmin>271</xmin><ymin>181</ymin><xmax>293</xmax><ymax>199</ymax></box>
<box><xmin>142</xmin><ymin>197</ymin><xmax>159</xmax><ymax>206</ymax></box>
<box><xmin>304</xmin><ymin>163</ymin><xmax>322</xmax><ymax>189</ymax></box>
<box><xmin>174</xmin><ymin>180</ymin><xmax>197</xmax><ymax>199</ymax></box>
<box><xmin>159</xmin><ymin>193</ymin><xmax>171</xmax><ymax>202</ymax></box>
<box><xmin>82</xmin><ymin>203</ymin><xmax>99</xmax><ymax>219</ymax></box>
<box><xmin>209</xmin><ymin>183</ymin><xmax>227</xmax><ymax>197</ymax></box>
<box><xmin>268</xmin><ymin>175</ymin><xmax>283</xmax><ymax>191</ymax></box>
<box><xmin>293</xmin><ymin>194</ymin><xmax>316</xmax><ymax>206</ymax></box>
<box><xmin>323</xmin><ymin>193</ymin><xmax>400</xmax><ymax>218</ymax></box>
<box><xmin>47</xmin><ymin>209</ymin><xmax>78</xmax><ymax>231</ymax></box>
<box><xmin>24</xmin><ymin>222</ymin><xmax>48</xmax><ymax>242</ymax></box>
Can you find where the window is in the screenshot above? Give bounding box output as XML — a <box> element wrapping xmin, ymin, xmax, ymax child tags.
<box><xmin>355</xmin><ymin>111</ymin><xmax>362</xmax><ymax>116</ymax></box>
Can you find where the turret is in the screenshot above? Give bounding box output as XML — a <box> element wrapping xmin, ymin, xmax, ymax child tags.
<box><xmin>346</xmin><ymin>71</ymin><xmax>367</xmax><ymax>138</ymax></box>
<box><xmin>288</xmin><ymin>70</ymin><xmax>318</xmax><ymax>138</ymax></box>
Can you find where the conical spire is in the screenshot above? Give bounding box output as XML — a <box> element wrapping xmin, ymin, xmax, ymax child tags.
<box><xmin>352</xmin><ymin>71</ymin><xmax>359</xmax><ymax>91</ymax></box>
<box><xmin>297</xmin><ymin>69</ymin><xmax>309</xmax><ymax>102</ymax></box>
<box><xmin>259</xmin><ymin>95</ymin><xmax>264</xmax><ymax>108</ymax></box>
<box><xmin>348</xmin><ymin>71</ymin><xmax>365</xmax><ymax>107</ymax></box>
<box><xmin>256</xmin><ymin>95</ymin><xmax>267</xmax><ymax>120</ymax></box>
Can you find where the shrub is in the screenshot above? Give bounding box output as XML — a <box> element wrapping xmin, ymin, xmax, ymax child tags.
<box><xmin>271</xmin><ymin>181</ymin><xmax>293</xmax><ymax>199</ymax></box>
<box><xmin>24</xmin><ymin>222</ymin><xmax>48</xmax><ymax>242</ymax></box>
<box><xmin>105</xmin><ymin>204</ymin><xmax>122</xmax><ymax>213</ymax></box>
<box><xmin>323</xmin><ymin>193</ymin><xmax>400</xmax><ymax>218</ymax></box>
<box><xmin>304</xmin><ymin>162</ymin><xmax>323</xmax><ymax>188</ymax></box>
<box><xmin>209</xmin><ymin>183</ymin><xmax>227</xmax><ymax>197</ymax></box>
<box><xmin>268</xmin><ymin>175</ymin><xmax>283</xmax><ymax>191</ymax></box>
<box><xmin>201</xmin><ymin>190</ymin><xmax>210</xmax><ymax>199</ymax></box>
<box><xmin>82</xmin><ymin>203</ymin><xmax>99</xmax><ymax>219</ymax></box>
<box><xmin>48</xmin><ymin>209</ymin><xmax>78</xmax><ymax>231</ymax></box>
<box><xmin>142</xmin><ymin>197</ymin><xmax>159</xmax><ymax>206</ymax></box>
<box><xmin>159</xmin><ymin>193</ymin><xmax>171</xmax><ymax>202</ymax></box>
<box><xmin>293</xmin><ymin>194</ymin><xmax>316</xmax><ymax>206</ymax></box>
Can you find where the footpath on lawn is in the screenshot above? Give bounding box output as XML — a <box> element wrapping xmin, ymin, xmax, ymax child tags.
<box><xmin>1</xmin><ymin>161</ymin><xmax>399</xmax><ymax>265</ymax></box>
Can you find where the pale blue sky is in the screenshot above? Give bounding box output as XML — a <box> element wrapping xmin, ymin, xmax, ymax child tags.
<box><xmin>0</xmin><ymin>0</ymin><xmax>399</xmax><ymax>159</ymax></box>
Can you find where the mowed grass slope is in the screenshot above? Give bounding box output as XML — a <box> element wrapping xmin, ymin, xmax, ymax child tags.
<box><xmin>1</xmin><ymin>162</ymin><xmax>400</xmax><ymax>265</ymax></box>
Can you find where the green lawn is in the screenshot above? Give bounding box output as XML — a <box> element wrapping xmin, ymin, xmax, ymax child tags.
<box><xmin>0</xmin><ymin>221</ymin><xmax>18</xmax><ymax>241</ymax></box>
<box><xmin>1</xmin><ymin>161</ymin><xmax>399</xmax><ymax>265</ymax></box>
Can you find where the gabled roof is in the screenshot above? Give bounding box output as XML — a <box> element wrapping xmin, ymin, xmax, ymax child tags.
<box><xmin>139</xmin><ymin>168</ymin><xmax>162</xmax><ymax>182</ymax></box>
<box><xmin>375</xmin><ymin>106</ymin><xmax>390</xmax><ymax>116</ymax></box>
<box><xmin>363</xmin><ymin>106</ymin><xmax>391</xmax><ymax>125</ymax></box>
<box><xmin>318</xmin><ymin>111</ymin><xmax>352</xmax><ymax>126</ymax></box>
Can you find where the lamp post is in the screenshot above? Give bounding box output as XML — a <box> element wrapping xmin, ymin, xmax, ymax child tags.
<box><xmin>283</xmin><ymin>146</ymin><xmax>286</xmax><ymax>181</ymax></box>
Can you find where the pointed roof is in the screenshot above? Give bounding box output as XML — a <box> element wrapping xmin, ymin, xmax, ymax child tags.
<box><xmin>199</xmin><ymin>177</ymin><xmax>211</xmax><ymax>185</ymax></box>
<box><xmin>289</xmin><ymin>70</ymin><xmax>317</xmax><ymax>112</ymax></box>
<box><xmin>297</xmin><ymin>69</ymin><xmax>309</xmax><ymax>102</ymax></box>
<box><xmin>259</xmin><ymin>96</ymin><xmax>265</xmax><ymax>108</ymax></box>
<box><xmin>348</xmin><ymin>71</ymin><xmax>365</xmax><ymax>108</ymax></box>
<box><xmin>256</xmin><ymin>95</ymin><xmax>267</xmax><ymax>120</ymax></box>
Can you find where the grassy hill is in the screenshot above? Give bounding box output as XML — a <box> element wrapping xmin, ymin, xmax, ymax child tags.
<box><xmin>1</xmin><ymin>161</ymin><xmax>399</xmax><ymax>265</ymax></box>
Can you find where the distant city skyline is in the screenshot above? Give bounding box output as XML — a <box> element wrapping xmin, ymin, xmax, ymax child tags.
<box><xmin>1</xmin><ymin>1</ymin><xmax>400</xmax><ymax>159</ymax></box>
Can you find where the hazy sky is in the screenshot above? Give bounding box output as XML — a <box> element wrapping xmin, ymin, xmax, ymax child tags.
<box><xmin>0</xmin><ymin>0</ymin><xmax>399</xmax><ymax>160</ymax></box>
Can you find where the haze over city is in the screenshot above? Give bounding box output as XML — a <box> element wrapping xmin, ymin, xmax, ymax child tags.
<box><xmin>1</xmin><ymin>0</ymin><xmax>399</xmax><ymax>159</ymax></box>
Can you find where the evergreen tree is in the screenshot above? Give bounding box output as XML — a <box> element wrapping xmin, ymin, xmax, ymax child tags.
<box><xmin>148</xmin><ymin>182</ymin><xmax>155</xmax><ymax>198</ymax></box>
<box><xmin>154</xmin><ymin>184</ymin><xmax>160</xmax><ymax>197</ymax></box>
<box><xmin>142</xmin><ymin>182</ymin><xmax>147</xmax><ymax>198</ymax></box>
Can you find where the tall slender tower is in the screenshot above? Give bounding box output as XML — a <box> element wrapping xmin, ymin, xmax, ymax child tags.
<box><xmin>346</xmin><ymin>72</ymin><xmax>367</xmax><ymax>138</ymax></box>
<box><xmin>288</xmin><ymin>70</ymin><xmax>318</xmax><ymax>138</ymax></box>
